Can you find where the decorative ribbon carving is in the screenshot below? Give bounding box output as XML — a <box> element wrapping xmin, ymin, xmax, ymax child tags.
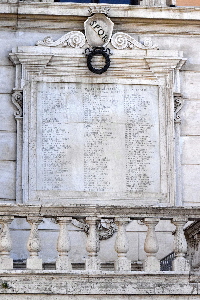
<box><xmin>111</xmin><ymin>32</ymin><xmax>158</xmax><ymax>50</ymax></box>
<box><xmin>36</xmin><ymin>31</ymin><xmax>86</xmax><ymax>48</ymax></box>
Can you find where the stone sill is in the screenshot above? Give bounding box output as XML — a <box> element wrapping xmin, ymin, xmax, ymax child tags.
<box><xmin>0</xmin><ymin>2</ymin><xmax>200</xmax><ymax>21</ymax></box>
<box><xmin>0</xmin><ymin>271</ymin><xmax>197</xmax><ymax>295</ymax></box>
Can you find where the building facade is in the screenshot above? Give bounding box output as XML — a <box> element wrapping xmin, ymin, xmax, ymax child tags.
<box><xmin>0</xmin><ymin>0</ymin><xmax>200</xmax><ymax>299</ymax></box>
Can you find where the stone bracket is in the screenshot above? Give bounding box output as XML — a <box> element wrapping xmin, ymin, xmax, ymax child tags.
<box><xmin>174</xmin><ymin>93</ymin><xmax>184</xmax><ymax>123</ymax></box>
<box><xmin>12</xmin><ymin>90</ymin><xmax>23</xmax><ymax>119</ymax></box>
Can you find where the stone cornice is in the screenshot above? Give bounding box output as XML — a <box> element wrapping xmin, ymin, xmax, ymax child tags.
<box><xmin>12</xmin><ymin>3</ymin><xmax>200</xmax><ymax>20</ymax></box>
<box><xmin>0</xmin><ymin>3</ymin><xmax>200</xmax><ymax>32</ymax></box>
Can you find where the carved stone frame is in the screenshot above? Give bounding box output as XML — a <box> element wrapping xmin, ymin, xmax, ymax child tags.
<box><xmin>10</xmin><ymin>44</ymin><xmax>186</xmax><ymax>206</ymax></box>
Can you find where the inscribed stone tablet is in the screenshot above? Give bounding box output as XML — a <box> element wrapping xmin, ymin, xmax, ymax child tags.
<box><xmin>36</xmin><ymin>83</ymin><xmax>160</xmax><ymax>198</ymax></box>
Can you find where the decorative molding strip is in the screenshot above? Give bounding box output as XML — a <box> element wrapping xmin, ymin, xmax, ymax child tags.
<box><xmin>88</xmin><ymin>6</ymin><xmax>110</xmax><ymax>16</ymax></box>
<box><xmin>36</xmin><ymin>31</ymin><xmax>86</xmax><ymax>48</ymax></box>
<box><xmin>111</xmin><ymin>33</ymin><xmax>158</xmax><ymax>50</ymax></box>
<box><xmin>174</xmin><ymin>93</ymin><xmax>183</xmax><ymax>123</ymax></box>
<box><xmin>12</xmin><ymin>90</ymin><xmax>23</xmax><ymax>118</ymax></box>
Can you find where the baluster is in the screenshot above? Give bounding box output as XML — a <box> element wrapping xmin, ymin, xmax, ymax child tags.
<box><xmin>0</xmin><ymin>216</ymin><xmax>14</xmax><ymax>269</ymax></box>
<box><xmin>144</xmin><ymin>218</ymin><xmax>160</xmax><ymax>272</ymax></box>
<box><xmin>85</xmin><ymin>217</ymin><xmax>100</xmax><ymax>271</ymax></box>
<box><xmin>114</xmin><ymin>217</ymin><xmax>131</xmax><ymax>271</ymax></box>
<box><xmin>172</xmin><ymin>218</ymin><xmax>190</xmax><ymax>272</ymax></box>
<box><xmin>26</xmin><ymin>217</ymin><xmax>43</xmax><ymax>270</ymax></box>
<box><xmin>56</xmin><ymin>217</ymin><xmax>72</xmax><ymax>271</ymax></box>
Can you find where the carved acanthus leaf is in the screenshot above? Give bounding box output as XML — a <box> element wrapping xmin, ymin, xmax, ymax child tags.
<box><xmin>111</xmin><ymin>33</ymin><xmax>158</xmax><ymax>50</ymax></box>
<box><xmin>174</xmin><ymin>93</ymin><xmax>183</xmax><ymax>123</ymax></box>
<box><xmin>36</xmin><ymin>31</ymin><xmax>86</xmax><ymax>48</ymax></box>
<box><xmin>12</xmin><ymin>90</ymin><xmax>23</xmax><ymax>118</ymax></box>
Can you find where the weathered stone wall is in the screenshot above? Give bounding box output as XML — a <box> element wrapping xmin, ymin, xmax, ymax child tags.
<box><xmin>0</xmin><ymin>3</ymin><xmax>200</xmax><ymax>264</ymax></box>
<box><xmin>0</xmin><ymin>3</ymin><xmax>200</xmax><ymax>205</ymax></box>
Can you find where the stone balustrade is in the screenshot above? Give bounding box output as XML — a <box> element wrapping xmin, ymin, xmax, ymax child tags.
<box><xmin>0</xmin><ymin>204</ymin><xmax>195</xmax><ymax>273</ymax></box>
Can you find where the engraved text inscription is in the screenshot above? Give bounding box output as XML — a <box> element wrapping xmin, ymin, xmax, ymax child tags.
<box><xmin>36</xmin><ymin>83</ymin><xmax>160</xmax><ymax>196</ymax></box>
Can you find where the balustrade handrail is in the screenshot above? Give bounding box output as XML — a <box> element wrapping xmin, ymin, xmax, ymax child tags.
<box><xmin>0</xmin><ymin>204</ymin><xmax>199</xmax><ymax>220</ymax></box>
<box><xmin>0</xmin><ymin>204</ymin><xmax>193</xmax><ymax>273</ymax></box>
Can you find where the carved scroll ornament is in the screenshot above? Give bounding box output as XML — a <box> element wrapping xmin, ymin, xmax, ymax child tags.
<box><xmin>12</xmin><ymin>90</ymin><xmax>23</xmax><ymax>118</ymax></box>
<box><xmin>111</xmin><ymin>33</ymin><xmax>158</xmax><ymax>50</ymax></box>
<box><xmin>174</xmin><ymin>94</ymin><xmax>183</xmax><ymax>123</ymax></box>
<box><xmin>36</xmin><ymin>31</ymin><xmax>86</xmax><ymax>48</ymax></box>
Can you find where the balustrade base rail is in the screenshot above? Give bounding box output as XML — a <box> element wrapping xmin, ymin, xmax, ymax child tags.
<box><xmin>0</xmin><ymin>272</ymin><xmax>196</xmax><ymax>295</ymax></box>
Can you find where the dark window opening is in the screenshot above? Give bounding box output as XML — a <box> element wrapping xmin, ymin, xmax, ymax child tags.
<box><xmin>54</xmin><ymin>0</ymin><xmax>139</xmax><ymax>5</ymax></box>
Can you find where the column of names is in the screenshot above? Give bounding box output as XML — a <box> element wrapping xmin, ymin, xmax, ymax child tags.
<box><xmin>36</xmin><ymin>83</ymin><xmax>160</xmax><ymax>195</ymax></box>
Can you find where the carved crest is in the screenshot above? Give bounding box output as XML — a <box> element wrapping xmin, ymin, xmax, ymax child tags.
<box><xmin>84</xmin><ymin>14</ymin><xmax>114</xmax><ymax>48</ymax></box>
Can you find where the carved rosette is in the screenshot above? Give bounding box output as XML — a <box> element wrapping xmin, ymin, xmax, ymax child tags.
<box><xmin>174</xmin><ymin>93</ymin><xmax>183</xmax><ymax>123</ymax></box>
<box><xmin>36</xmin><ymin>31</ymin><xmax>86</xmax><ymax>48</ymax></box>
<box><xmin>111</xmin><ymin>33</ymin><xmax>158</xmax><ymax>50</ymax></box>
<box><xmin>12</xmin><ymin>90</ymin><xmax>23</xmax><ymax>118</ymax></box>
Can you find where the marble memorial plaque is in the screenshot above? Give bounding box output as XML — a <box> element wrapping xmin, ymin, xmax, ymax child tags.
<box><xmin>35</xmin><ymin>82</ymin><xmax>160</xmax><ymax>201</ymax></box>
